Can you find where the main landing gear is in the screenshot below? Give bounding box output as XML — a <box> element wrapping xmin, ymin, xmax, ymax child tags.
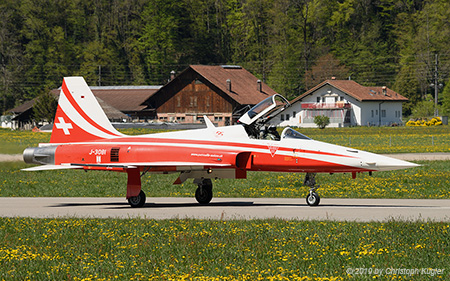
<box><xmin>194</xmin><ymin>178</ymin><xmax>213</xmax><ymax>204</ymax></box>
<box><xmin>128</xmin><ymin>190</ymin><xmax>146</xmax><ymax>208</ymax></box>
<box><xmin>304</xmin><ymin>172</ymin><xmax>320</xmax><ymax>206</ymax></box>
<box><xmin>126</xmin><ymin>168</ymin><xmax>147</xmax><ymax>208</ymax></box>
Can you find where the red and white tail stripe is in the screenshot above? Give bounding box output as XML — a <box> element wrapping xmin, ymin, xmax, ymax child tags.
<box><xmin>50</xmin><ymin>77</ymin><xmax>123</xmax><ymax>143</ymax></box>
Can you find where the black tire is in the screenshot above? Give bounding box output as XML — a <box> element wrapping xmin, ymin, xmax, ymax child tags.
<box><xmin>306</xmin><ymin>192</ymin><xmax>320</xmax><ymax>206</ymax></box>
<box><xmin>128</xmin><ymin>190</ymin><xmax>146</xmax><ymax>208</ymax></box>
<box><xmin>195</xmin><ymin>180</ymin><xmax>213</xmax><ymax>204</ymax></box>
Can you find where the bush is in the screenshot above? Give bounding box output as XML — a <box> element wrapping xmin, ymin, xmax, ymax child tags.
<box><xmin>406</xmin><ymin>117</ymin><xmax>442</xmax><ymax>126</ymax></box>
<box><xmin>314</xmin><ymin>115</ymin><xmax>330</xmax><ymax>129</ymax></box>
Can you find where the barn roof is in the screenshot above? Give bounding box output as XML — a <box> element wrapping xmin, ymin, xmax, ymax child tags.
<box><xmin>8</xmin><ymin>86</ymin><xmax>151</xmax><ymax>121</ymax></box>
<box><xmin>291</xmin><ymin>80</ymin><xmax>408</xmax><ymax>104</ymax></box>
<box><xmin>88</xmin><ymin>86</ymin><xmax>161</xmax><ymax>112</ymax></box>
<box><xmin>189</xmin><ymin>65</ymin><xmax>275</xmax><ymax>105</ymax></box>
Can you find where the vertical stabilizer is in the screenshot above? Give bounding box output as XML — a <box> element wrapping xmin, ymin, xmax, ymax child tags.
<box><xmin>50</xmin><ymin>77</ymin><xmax>123</xmax><ymax>143</ymax></box>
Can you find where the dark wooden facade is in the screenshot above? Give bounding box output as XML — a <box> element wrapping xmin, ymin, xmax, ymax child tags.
<box><xmin>145</xmin><ymin>65</ymin><xmax>277</xmax><ymax>126</ymax></box>
<box><xmin>158</xmin><ymin>79</ymin><xmax>233</xmax><ymax>114</ymax></box>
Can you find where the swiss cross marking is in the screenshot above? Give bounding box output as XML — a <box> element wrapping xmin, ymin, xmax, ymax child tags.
<box><xmin>55</xmin><ymin>117</ymin><xmax>73</xmax><ymax>135</ymax></box>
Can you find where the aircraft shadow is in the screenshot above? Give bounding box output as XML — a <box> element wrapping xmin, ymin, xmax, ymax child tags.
<box><xmin>50</xmin><ymin>201</ymin><xmax>436</xmax><ymax>210</ymax></box>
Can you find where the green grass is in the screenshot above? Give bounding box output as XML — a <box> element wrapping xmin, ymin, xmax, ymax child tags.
<box><xmin>1</xmin><ymin>125</ymin><xmax>449</xmax><ymax>154</ymax></box>
<box><xmin>2</xmin><ymin>161</ymin><xmax>449</xmax><ymax>199</ymax></box>
<box><xmin>0</xmin><ymin>218</ymin><xmax>448</xmax><ymax>280</ymax></box>
<box><xmin>0</xmin><ymin>129</ymin><xmax>50</xmax><ymax>154</ymax></box>
<box><xmin>1</xmin><ymin>127</ymin><xmax>449</xmax><ymax>280</ymax></box>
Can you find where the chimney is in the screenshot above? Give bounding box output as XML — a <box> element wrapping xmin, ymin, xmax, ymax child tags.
<box><xmin>257</xmin><ymin>79</ymin><xmax>262</xmax><ymax>92</ymax></box>
<box><xmin>170</xmin><ymin>70</ymin><xmax>176</xmax><ymax>81</ymax></box>
<box><xmin>382</xmin><ymin>86</ymin><xmax>387</xmax><ymax>96</ymax></box>
<box><xmin>226</xmin><ymin>79</ymin><xmax>231</xmax><ymax>92</ymax></box>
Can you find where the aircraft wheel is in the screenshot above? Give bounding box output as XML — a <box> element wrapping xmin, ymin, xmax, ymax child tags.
<box><xmin>306</xmin><ymin>192</ymin><xmax>320</xmax><ymax>206</ymax></box>
<box><xmin>195</xmin><ymin>179</ymin><xmax>213</xmax><ymax>204</ymax></box>
<box><xmin>128</xmin><ymin>190</ymin><xmax>146</xmax><ymax>208</ymax></box>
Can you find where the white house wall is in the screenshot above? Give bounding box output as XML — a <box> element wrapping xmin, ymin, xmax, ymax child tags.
<box><xmin>360</xmin><ymin>101</ymin><xmax>403</xmax><ymax>126</ymax></box>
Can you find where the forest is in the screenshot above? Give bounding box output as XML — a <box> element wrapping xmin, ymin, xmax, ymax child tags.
<box><xmin>1</xmin><ymin>0</ymin><xmax>449</xmax><ymax>117</ymax></box>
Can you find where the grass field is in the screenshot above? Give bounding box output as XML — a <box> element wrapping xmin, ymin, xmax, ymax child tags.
<box><xmin>1</xmin><ymin>125</ymin><xmax>449</xmax><ymax>154</ymax></box>
<box><xmin>0</xmin><ymin>218</ymin><xmax>448</xmax><ymax>280</ymax></box>
<box><xmin>1</xmin><ymin>126</ymin><xmax>449</xmax><ymax>280</ymax></box>
<box><xmin>1</xmin><ymin>161</ymin><xmax>448</xmax><ymax>200</ymax></box>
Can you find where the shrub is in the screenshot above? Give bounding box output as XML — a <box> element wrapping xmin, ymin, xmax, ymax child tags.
<box><xmin>406</xmin><ymin>117</ymin><xmax>442</xmax><ymax>126</ymax></box>
<box><xmin>314</xmin><ymin>115</ymin><xmax>330</xmax><ymax>129</ymax></box>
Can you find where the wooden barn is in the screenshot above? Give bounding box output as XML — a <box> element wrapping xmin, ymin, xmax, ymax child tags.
<box><xmin>144</xmin><ymin>65</ymin><xmax>277</xmax><ymax>126</ymax></box>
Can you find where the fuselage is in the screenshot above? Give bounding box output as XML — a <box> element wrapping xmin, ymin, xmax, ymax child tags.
<box><xmin>25</xmin><ymin>124</ymin><xmax>417</xmax><ymax>174</ymax></box>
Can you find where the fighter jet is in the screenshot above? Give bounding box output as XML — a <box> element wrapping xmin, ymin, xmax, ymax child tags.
<box><xmin>23</xmin><ymin>77</ymin><xmax>418</xmax><ymax>207</ymax></box>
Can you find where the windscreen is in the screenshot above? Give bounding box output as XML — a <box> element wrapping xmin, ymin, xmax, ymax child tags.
<box><xmin>281</xmin><ymin>128</ymin><xmax>311</xmax><ymax>140</ymax></box>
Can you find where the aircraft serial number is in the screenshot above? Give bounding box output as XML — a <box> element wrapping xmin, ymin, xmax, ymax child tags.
<box><xmin>89</xmin><ymin>149</ymin><xmax>107</xmax><ymax>156</ymax></box>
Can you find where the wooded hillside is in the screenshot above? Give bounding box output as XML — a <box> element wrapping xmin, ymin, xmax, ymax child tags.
<box><xmin>1</xmin><ymin>0</ymin><xmax>449</xmax><ymax>116</ymax></box>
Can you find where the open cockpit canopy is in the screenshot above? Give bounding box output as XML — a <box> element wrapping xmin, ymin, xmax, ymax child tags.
<box><xmin>238</xmin><ymin>94</ymin><xmax>290</xmax><ymax>126</ymax></box>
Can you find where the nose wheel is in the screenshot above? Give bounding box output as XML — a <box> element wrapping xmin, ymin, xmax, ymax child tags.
<box><xmin>306</xmin><ymin>190</ymin><xmax>320</xmax><ymax>206</ymax></box>
<box><xmin>304</xmin><ymin>173</ymin><xmax>320</xmax><ymax>206</ymax></box>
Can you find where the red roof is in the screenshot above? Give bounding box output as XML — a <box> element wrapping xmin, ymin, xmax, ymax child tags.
<box><xmin>291</xmin><ymin>80</ymin><xmax>408</xmax><ymax>104</ymax></box>
<box><xmin>189</xmin><ymin>65</ymin><xmax>275</xmax><ymax>104</ymax></box>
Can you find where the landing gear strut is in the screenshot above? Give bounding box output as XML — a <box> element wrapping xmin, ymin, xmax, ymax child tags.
<box><xmin>195</xmin><ymin>178</ymin><xmax>213</xmax><ymax>204</ymax></box>
<box><xmin>304</xmin><ymin>172</ymin><xmax>320</xmax><ymax>206</ymax></box>
<box><xmin>126</xmin><ymin>168</ymin><xmax>146</xmax><ymax>208</ymax></box>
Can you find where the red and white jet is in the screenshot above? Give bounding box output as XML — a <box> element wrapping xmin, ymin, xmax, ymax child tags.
<box><xmin>23</xmin><ymin>77</ymin><xmax>418</xmax><ymax>207</ymax></box>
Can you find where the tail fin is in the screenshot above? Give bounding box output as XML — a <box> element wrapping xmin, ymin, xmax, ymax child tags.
<box><xmin>50</xmin><ymin>77</ymin><xmax>123</xmax><ymax>143</ymax></box>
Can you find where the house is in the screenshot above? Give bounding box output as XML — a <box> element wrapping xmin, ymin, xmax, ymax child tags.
<box><xmin>272</xmin><ymin>79</ymin><xmax>408</xmax><ymax>127</ymax></box>
<box><xmin>9</xmin><ymin>93</ymin><xmax>133</xmax><ymax>130</ymax></box>
<box><xmin>9</xmin><ymin>84</ymin><xmax>162</xmax><ymax>129</ymax></box>
<box><xmin>143</xmin><ymin>65</ymin><xmax>276</xmax><ymax>126</ymax></box>
<box><xmin>84</xmin><ymin>86</ymin><xmax>162</xmax><ymax>120</ymax></box>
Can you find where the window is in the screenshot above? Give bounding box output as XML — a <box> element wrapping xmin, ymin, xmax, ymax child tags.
<box><xmin>381</xmin><ymin>110</ymin><xmax>386</xmax><ymax>118</ymax></box>
<box><xmin>293</xmin><ymin>111</ymin><xmax>296</xmax><ymax>118</ymax></box>
<box><xmin>286</xmin><ymin>114</ymin><xmax>290</xmax><ymax>120</ymax></box>
<box><xmin>190</xmin><ymin>96</ymin><xmax>198</xmax><ymax>107</ymax></box>
<box><xmin>280</xmin><ymin>114</ymin><xmax>285</xmax><ymax>121</ymax></box>
<box><xmin>317</xmin><ymin>97</ymin><xmax>321</xmax><ymax>103</ymax></box>
<box><xmin>371</xmin><ymin>110</ymin><xmax>374</xmax><ymax>118</ymax></box>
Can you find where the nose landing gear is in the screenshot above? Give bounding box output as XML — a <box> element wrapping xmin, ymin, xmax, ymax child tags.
<box><xmin>304</xmin><ymin>173</ymin><xmax>320</xmax><ymax>206</ymax></box>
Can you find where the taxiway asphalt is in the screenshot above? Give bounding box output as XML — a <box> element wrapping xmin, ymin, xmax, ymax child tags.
<box><xmin>1</xmin><ymin>197</ymin><xmax>449</xmax><ymax>222</ymax></box>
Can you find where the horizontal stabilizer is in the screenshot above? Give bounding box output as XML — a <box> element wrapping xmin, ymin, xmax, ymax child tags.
<box><xmin>21</xmin><ymin>165</ymin><xmax>83</xmax><ymax>171</ymax></box>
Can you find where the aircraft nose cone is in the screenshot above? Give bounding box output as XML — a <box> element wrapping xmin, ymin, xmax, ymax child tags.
<box><xmin>365</xmin><ymin>155</ymin><xmax>420</xmax><ymax>171</ymax></box>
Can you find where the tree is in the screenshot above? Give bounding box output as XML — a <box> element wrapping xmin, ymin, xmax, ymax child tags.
<box><xmin>140</xmin><ymin>0</ymin><xmax>185</xmax><ymax>84</ymax></box>
<box><xmin>314</xmin><ymin>115</ymin><xmax>330</xmax><ymax>129</ymax></box>
<box><xmin>304</xmin><ymin>54</ymin><xmax>349</xmax><ymax>89</ymax></box>
<box><xmin>33</xmin><ymin>91</ymin><xmax>58</xmax><ymax>123</ymax></box>
<box><xmin>441</xmin><ymin>77</ymin><xmax>450</xmax><ymax>115</ymax></box>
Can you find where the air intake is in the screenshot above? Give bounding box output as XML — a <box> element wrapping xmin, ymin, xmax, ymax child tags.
<box><xmin>110</xmin><ymin>147</ymin><xmax>120</xmax><ymax>162</ymax></box>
